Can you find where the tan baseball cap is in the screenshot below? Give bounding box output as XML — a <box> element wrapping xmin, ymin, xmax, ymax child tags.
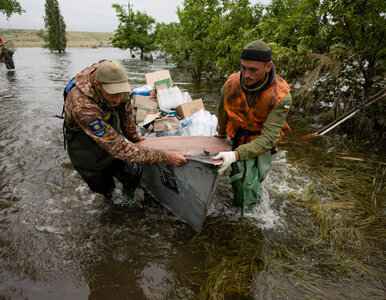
<box><xmin>95</xmin><ymin>60</ymin><xmax>131</xmax><ymax>94</ymax></box>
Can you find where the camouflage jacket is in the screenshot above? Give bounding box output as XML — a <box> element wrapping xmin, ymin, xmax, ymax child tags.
<box><xmin>64</xmin><ymin>63</ymin><xmax>164</xmax><ymax>165</ymax></box>
<box><xmin>0</xmin><ymin>48</ymin><xmax>14</xmax><ymax>60</ymax></box>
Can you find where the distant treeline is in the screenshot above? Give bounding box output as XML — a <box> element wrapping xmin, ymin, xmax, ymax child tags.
<box><xmin>0</xmin><ymin>28</ymin><xmax>113</xmax><ymax>47</ymax></box>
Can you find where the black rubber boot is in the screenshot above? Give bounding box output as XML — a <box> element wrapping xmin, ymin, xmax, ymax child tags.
<box><xmin>103</xmin><ymin>189</ymin><xmax>114</xmax><ymax>204</ymax></box>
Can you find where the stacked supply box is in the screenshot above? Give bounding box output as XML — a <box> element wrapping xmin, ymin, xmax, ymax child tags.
<box><xmin>145</xmin><ymin>70</ymin><xmax>172</xmax><ymax>89</ymax></box>
<box><xmin>174</xmin><ymin>99</ymin><xmax>204</xmax><ymax>119</ymax></box>
<box><xmin>132</xmin><ymin>94</ymin><xmax>159</xmax><ymax>124</ymax></box>
<box><xmin>135</xmin><ymin>70</ymin><xmax>206</xmax><ymax>132</ymax></box>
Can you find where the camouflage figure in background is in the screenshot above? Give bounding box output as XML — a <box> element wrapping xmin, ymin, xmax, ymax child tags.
<box><xmin>64</xmin><ymin>60</ymin><xmax>189</xmax><ymax>202</ymax></box>
<box><xmin>0</xmin><ymin>44</ymin><xmax>15</xmax><ymax>69</ymax></box>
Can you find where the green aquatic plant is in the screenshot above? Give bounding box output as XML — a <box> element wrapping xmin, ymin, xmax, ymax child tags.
<box><xmin>371</xmin><ymin>166</ymin><xmax>385</xmax><ymax>212</ymax></box>
<box><xmin>183</xmin><ymin>218</ymin><xmax>264</xmax><ymax>299</ymax></box>
<box><xmin>181</xmin><ymin>127</ymin><xmax>385</xmax><ymax>298</ymax></box>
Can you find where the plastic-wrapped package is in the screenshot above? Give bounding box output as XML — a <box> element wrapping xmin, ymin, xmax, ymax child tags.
<box><xmin>179</xmin><ymin>109</ymin><xmax>218</xmax><ymax>136</ymax></box>
<box><xmin>137</xmin><ymin>109</ymin><xmax>218</xmax><ymax>138</ymax></box>
<box><xmin>131</xmin><ymin>85</ymin><xmax>153</xmax><ymax>98</ymax></box>
<box><xmin>157</xmin><ymin>86</ymin><xmax>191</xmax><ymax>110</ymax></box>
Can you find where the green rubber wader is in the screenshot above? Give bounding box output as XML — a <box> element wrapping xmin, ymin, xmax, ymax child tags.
<box><xmin>226</xmin><ymin>150</ymin><xmax>273</xmax><ymax>217</ymax></box>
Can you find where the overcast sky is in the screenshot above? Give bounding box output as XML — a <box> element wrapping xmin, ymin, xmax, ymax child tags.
<box><xmin>0</xmin><ymin>0</ymin><xmax>269</xmax><ymax>33</ymax></box>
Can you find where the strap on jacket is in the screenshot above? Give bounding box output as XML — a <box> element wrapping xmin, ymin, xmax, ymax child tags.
<box><xmin>231</xmin><ymin>127</ymin><xmax>261</xmax><ymax>150</ymax></box>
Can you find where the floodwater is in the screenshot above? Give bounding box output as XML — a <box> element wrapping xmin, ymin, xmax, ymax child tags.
<box><xmin>0</xmin><ymin>48</ymin><xmax>384</xmax><ymax>299</ymax></box>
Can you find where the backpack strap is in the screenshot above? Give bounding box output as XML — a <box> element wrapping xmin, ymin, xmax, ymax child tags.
<box><xmin>231</xmin><ymin>127</ymin><xmax>261</xmax><ymax>150</ymax></box>
<box><xmin>56</xmin><ymin>77</ymin><xmax>76</xmax><ymax>120</ymax></box>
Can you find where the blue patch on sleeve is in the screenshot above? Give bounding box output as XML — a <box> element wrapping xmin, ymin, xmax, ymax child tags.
<box><xmin>284</xmin><ymin>103</ymin><xmax>290</xmax><ymax>109</ymax></box>
<box><xmin>88</xmin><ymin>119</ymin><xmax>105</xmax><ymax>137</ymax></box>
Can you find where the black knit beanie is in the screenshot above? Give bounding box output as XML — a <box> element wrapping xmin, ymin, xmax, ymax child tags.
<box><xmin>240</xmin><ymin>40</ymin><xmax>272</xmax><ymax>62</ymax></box>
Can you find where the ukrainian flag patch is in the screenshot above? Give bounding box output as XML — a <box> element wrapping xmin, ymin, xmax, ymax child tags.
<box><xmin>88</xmin><ymin>119</ymin><xmax>105</xmax><ymax>137</ymax></box>
<box><xmin>284</xmin><ymin>103</ymin><xmax>290</xmax><ymax>109</ymax></box>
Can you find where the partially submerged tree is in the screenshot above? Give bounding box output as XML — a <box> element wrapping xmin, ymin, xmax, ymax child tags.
<box><xmin>0</xmin><ymin>0</ymin><xmax>24</xmax><ymax>18</ymax></box>
<box><xmin>258</xmin><ymin>0</ymin><xmax>385</xmax><ymax>137</ymax></box>
<box><xmin>38</xmin><ymin>0</ymin><xmax>66</xmax><ymax>52</ymax></box>
<box><xmin>154</xmin><ymin>0</ymin><xmax>384</xmax><ymax>138</ymax></box>
<box><xmin>155</xmin><ymin>0</ymin><xmax>264</xmax><ymax>80</ymax></box>
<box><xmin>111</xmin><ymin>3</ymin><xmax>155</xmax><ymax>60</ymax></box>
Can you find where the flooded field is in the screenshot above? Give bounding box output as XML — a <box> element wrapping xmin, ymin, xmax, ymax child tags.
<box><xmin>0</xmin><ymin>47</ymin><xmax>384</xmax><ymax>299</ymax></box>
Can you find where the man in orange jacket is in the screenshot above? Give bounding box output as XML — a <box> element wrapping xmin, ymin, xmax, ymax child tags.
<box><xmin>214</xmin><ymin>40</ymin><xmax>292</xmax><ymax>208</ymax></box>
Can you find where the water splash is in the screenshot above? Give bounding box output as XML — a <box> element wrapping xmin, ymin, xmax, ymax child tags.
<box><xmin>210</xmin><ymin>150</ymin><xmax>311</xmax><ymax>230</ymax></box>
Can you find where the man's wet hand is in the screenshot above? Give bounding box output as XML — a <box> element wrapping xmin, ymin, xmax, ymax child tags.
<box><xmin>164</xmin><ymin>151</ymin><xmax>190</xmax><ymax>166</ymax></box>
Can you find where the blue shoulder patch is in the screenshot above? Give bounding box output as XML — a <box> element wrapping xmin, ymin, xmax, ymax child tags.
<box><xmin>284</xmin><ymin>103</ymin><xmax>290</xmax><ymax>109</ymax></box>
<box><xmin>88</xmin><ymin>119</ymin><xmax>105</xmax><ymax>137</ymax></box>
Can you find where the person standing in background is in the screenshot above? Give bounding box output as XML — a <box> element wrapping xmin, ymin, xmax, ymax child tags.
<box><xmin>0</xmin><ymin>43</ymin><xmax>15</xmax><ymax>70</ymax></box>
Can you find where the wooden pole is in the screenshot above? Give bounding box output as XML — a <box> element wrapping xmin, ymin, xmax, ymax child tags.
<box><xmin>299</xmin><ymin>88</ymin><xmax>385</xmax><ymax>140</ymax></box>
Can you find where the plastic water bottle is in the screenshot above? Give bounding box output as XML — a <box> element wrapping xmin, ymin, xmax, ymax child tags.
<box><xmin>157</xmin><ymin>89</ymin><xmax>167</xmax><ymax>110</ymax></box>
<box><xmin>173</xmin><ymin>86</ymin><xmax>183</xmax><ymax>107</ymax></box>
<box><xmin>182</xmin><ymin>92</ymin><xmax>192</xmax><ymax>103</ymax></box>
<box><xmin>158</xmin><ymin>86</ymin><xmax>188</xmax><ymax>110</ymax></box>
<box><xmin>166</xmin><ymin>88</ymin><xmax>173</xmax><ymax>109</ymax></box>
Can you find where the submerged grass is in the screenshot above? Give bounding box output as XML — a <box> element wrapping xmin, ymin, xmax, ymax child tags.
<box><xmin>181</xmin><ymin>218</ymin><xmax>264</xmax><ymax>299</ymax></box>
<box><xmin>278</xmin><ymin>131</ymin><xmax>384</xmax><ymax>296</ymax></box>
<box><xmin>180</xmin><ymin>124</ymin><xmax>385</xmax><ymax>298</ymax></box>
<box><xmin>256</xmin><ymin>162</ymin><xmax>385</xmax><ymax>298</ymax></box>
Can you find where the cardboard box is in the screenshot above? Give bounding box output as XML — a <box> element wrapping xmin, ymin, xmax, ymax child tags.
<box><xmin>155</xmin><ymin>83</ymin><xmax>169</xmax><ymax>92</ymax></box>
<box><xmin>153</xmin><ymin>116</ymin><xmax>180</xmax><ymax>132</ymax></box>
<box><xmin>132</xmin><ymin>95</ymin><xmax>159</xmax><ymax>109</ymax></box>
<box><xmin>135</xmin><ymin>107</ymin><xmax>159</xmax><ymax>124</ymax></box>
<box><xmin>142</xmin><ymin>112</ymin><xmax>162</xmax><ymax>127</ymax></box>
<box><xmin>175</xmin><ymin>99</ymin><xmax>204</xmax><ymax>119</ymax></box>
<box><xmin>154</xmin><ymin>78</ymin><xmax>172</xmax><ymax>92</ymax></box>
<box><xmin>145</xmin><ymin>70</ymin><xmax>172</xmax><ymax>87</ymax></box>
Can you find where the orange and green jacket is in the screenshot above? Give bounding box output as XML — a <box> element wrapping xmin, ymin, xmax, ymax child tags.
<box><xmin>217</xmin><ymin>66</ymin><xmax>292</xmax><ymax>161</ymax></box>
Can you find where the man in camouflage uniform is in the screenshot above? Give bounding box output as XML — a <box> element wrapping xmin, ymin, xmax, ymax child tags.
<box><xmin>64</xmin><ymin>60</ymin><xmax>189</xmax><ymax>201</ymax></box>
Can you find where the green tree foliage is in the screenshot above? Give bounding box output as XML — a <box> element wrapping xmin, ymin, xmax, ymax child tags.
<box><xmin>38</xmin><ymin>0</ymin><xmax>66</xmax><ymax>53</ymax></box>
<box><xmin>111</xmin><ymin>4</ymin><xmax>156</xmax><ymax>60</ymax></box>
<box><xmin>209</xmin><ymin>0</ymin><xmax>264</xmax><ymax>77</ymax></box>
<box><xmin>259</xmin><ymin>0</ymin><xmax>385</xmax><ymax>136</ymax></box>
<box><xmin>154</xmin><ymin>21</ymin><xmax>183</xmax><ymax>62</ymax></box>
<box><xmin>172</xmin><ymin>0</ymin><xmax>223</xmax><ymax>80</ymax></box>
<box><xmin>154</xmin><ymin>0</ymin><xmax>384</xmax><ymax>138</ymax></box>
<box><xmin>0</xmin><ymin>0</ymin><xmax>24</xmax><ymax>18</ymax></box>
<box><xmin>156</xmin><ymin>0</ymin><xmax>263</xmax><ymax>80</ymax></box>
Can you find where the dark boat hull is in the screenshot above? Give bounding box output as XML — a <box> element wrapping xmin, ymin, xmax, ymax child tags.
<box><xmin>137</xmin><ymin>136</ymin><xmax>231</xmax><ymax>232</ymax></box>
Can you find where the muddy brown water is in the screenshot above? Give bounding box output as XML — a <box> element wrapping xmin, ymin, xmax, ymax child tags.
<box><xmin>0</xmin><ymin>48</ymin><xmax>384</xmax><ymax>299</ymax></box>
